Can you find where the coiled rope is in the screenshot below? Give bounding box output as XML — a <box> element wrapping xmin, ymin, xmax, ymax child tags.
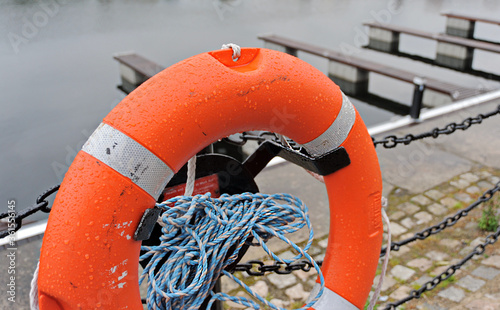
<box><xmin>139</xmin><ymin>192</ymin><xmax>324</xmax><ymax>310</ymax></box>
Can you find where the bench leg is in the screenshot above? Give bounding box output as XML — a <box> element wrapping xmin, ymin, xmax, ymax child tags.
<box><xmin>368</xmin><ymin>28</ymin><xmax>400</xmax><ymax>53</ymax></box>
<box><xmin>445</xmin><ymin>17</ymin><xmax>476</xmax><ymax>39</ymax></box>
<box><xmin>435</xmin><ymin>42</ymin><xmax>474</xmax><ymax>71</ymax></box>
<box><xmin>118</xmin><ymin>64</ymin><xmax>149</xmax><ymax>94</ymax></box>
<box><xmin>328</xmin><ymin>61</ymin><xmax>369</xmax><ymax>95</ymax></box>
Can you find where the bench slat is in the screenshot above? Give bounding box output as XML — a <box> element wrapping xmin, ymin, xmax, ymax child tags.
<box><xmin>258</xmin><ymin>34</ymin><xmax>475</xmax><ymax>98</ymax></box>
<box><xmin>442</xmin><ymin>13</ymin><xmax>500</xmax><ymax>26</ymax></box>
<box><xmin>363</xmin><ymin>22</ymin><xmax>500</xmax><ymax>53</ymax></box>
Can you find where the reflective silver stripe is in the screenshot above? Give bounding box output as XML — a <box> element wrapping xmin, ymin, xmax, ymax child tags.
<box><xmin>307</xmin><ymin>284</ymin><xmax>359</xmax><ymax>310</ymax></box>
<box><xmin>302</xmin><ymin>92</ymin><xmax>356</xmax><ymax>157</ymax></box>
<box><xmin>82</xmin><ymin>123</ymin><xmax>174</xmax><ymax>199</ymax></box>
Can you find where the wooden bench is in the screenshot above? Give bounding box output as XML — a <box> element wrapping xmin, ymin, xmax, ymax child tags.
<box><xmin>113</xmin><ymin>53</ymin><xmax>165</xmax><ymax>94</ymax></box>
<box><xmin>442</xmin><ymin>13</ymin><xmax>500</xmax><ymax>39</ymax></box>
<box><xmin>258</xmin><ymin>34</ymin><xmax>480</xmax><ymax>111</ymax></box>
<box><xmin>363</xmin><ymin>22</ymin><xmax>500</xmax><ymax>71</ymax></box>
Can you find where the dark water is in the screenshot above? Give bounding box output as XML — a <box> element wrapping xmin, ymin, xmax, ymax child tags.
<box><xmin>1</xmin><ymin>0</ymin><xmax>500</xmax><ymax>216</ymax></box>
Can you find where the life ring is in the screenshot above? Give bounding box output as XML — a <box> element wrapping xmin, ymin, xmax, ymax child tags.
<box><xmin>38</xmin><ymin>47</ymin><xmax>383</xmax><ymax>309</ymax></box>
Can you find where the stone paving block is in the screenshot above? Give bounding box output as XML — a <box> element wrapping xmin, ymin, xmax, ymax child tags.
<box><xmin>464</xmin><ymin>222</ymin><xmax>478</xmax><ymax>230</ymax></box>
<box><xmin>414</xmin><ymin>211</ymin><xmax>433</xmax><ymax>224</ymax></box>
<box><xmin>450</xmin><ymin>179</ymin><xmax>470</xmax><ymax>189</ymax></box>
<box><xmin>417</xmin><ymin>302</ymin><xmax>446</xmax><ymax>310</ymax></box>
<box><xmin>459</xmin><ymin>246</ymin><xmax>474</xmax><ymax>256</ymax></box>
<box><xmin>428</xmin><ymin>203</ymin><xmax>447</xmax><ymax>215</ymax></box>
<box><xmin>411</xmin><ymin>194</ymin><xmax>432</xmax><ymax>206</ymax></box>
<box><xmin>460</xmin><ymin>172</ymin><xmax>480</xmax><ymax>183</ymax></box>
<box><xmin>391</xmin><ymin>246</ymin><xmax>410</xmax><ymax>257</ymax></box>
<box><xmin>456</xmin><ymin>275</ymin><xmax>485</xmax><ymax>292</ymax></box>
<box><xmin>465</xmin><ymin>299</ymin><xmax>500</xmax><ymax>310</ymax></box>
<box><xmin>390</xmin><ymin>211</ymin><xmax>406</xmax><ymax>221</ymax></box>
<box><xmin>470</xmin><ymin>237</ymin><xmax>484</xmax><ymax>247</ymax></box>
<box><xmin>308</xmin><ymin>246</ymin><xmax>322</xmax><ymax>256</ymax></box>
<box><xmin>398</xmin><ymin>202</ymin><xmax>420</xmax><ymax>215</ymax></box>
<box><xmin>221</xmin><ymin>276</ymin><xmax>240</xmax><ymax>292</ymax></box>
<box><xmin>485</xmin><ymin>292</ymin><xmax>500</xmax><ymax>300</ymax></box>
<box><xmin>471</xmin><ymin>266</ymin><xmax>500</xmax><ymax>280</ymax></box>
<box><xmin>426</xmin><ymin>251</ymin><xmax>450</xmax><ymax>261</ymax></box>
<box><xmin>399</xmin><ymin>232</ymin><xmax>414</xmax><ymax>240</ymax></box>
<box><xmin>294</xmin><ymin>268</ymin><xmax>317</xmax><ymax>281</ymax></box>
<box><xmin>279</xmin><ymin>250</ymin><xmax>295</xmax><ymax>260</ymax></box>
<box><xmin>466</xmin><ymin>186</ymin><xmax>480</xmax><ymax>194</ymax></box>
<box><xmin>390</xmin><ymin>222</ymin><xmax>408</xmax><ymax>236</ymax></box>
<box><xmin>226</xmin><ymin>300</ymin><xmax>247</xmax><ymax>309</ymax></box>
<box><xmin>390</xmin><ymin>265</ymin><xmax>416</xmax><ymax>281</ymax></box>
<box><xmin>314</xmin><ymin>253</ymin><xmax>325</xmax><ymax>261</ymax></box>
<box><xmin>441</xmin><ymin>197</ymin><xmax>459</xmax><ymax>208</ymax></box>
<box><xmin>430</xmin><ymin>265</ymin><xmax>448</xmax><ymax>276</ymax></box>
<box><xmin>482</xmin><ymin>255</ymin><xmax>500</xmax><ymax>268</ymax></box>
<box><xmin>425</xmin><ymin>189</ymin><xmax>445</xmax><ymax>201</ymax></box>
<box><xmin>413</xmin><ymin>275</ymin><xmax>433</xmax><ymax>287</ymax></box>
<box><xmin>479</xmin><ymin>171</ymin><xmax>492</xmax><ymax>178</ymax></box>
<box><xmin>267</xmin><ymin>273</ymin><xmax>297</xmax><ymax>289</ymax></box>
<box><xmin>438</xmin><ymin>286</ymin><xmax>465</xmax><ymax>302</ymax></box>
<box><xmin>270</xmin><ymin>299</ymin><xmax>289</xmax><ymax>308</ymax></box>
<box><xmin>400</xmin><ymin>217</ymin><xmax>416</xmax><ymax>229</ymax></box>
<box><xmin>489</xmin><ymin>176</ymin><xmax>500</xmax><ymax>184</ymax></box>
<box><xmin>373</xmin><ymin>275</ymin><xmax>396</xmax><ymax>292</ymax></box>
<box><xmin>454</xmin><ymin>193</ymin><xmax>472</xmax><ymax>203</ymax></box>
<box><xmin>250</xmin><ymin>280</ymin><xmax>269</xmax><ymax>297</ymax></box>
<box><xmin>477</xmin><ymin>180</ymin><xmax>493</xmax><ymax>190</ymax></box>
<box><xmin>438</xmin><ymin>238</ymin><xmax>461</xmax><ymax>250</ymax></box>
<box><xmin>318</xmin><ymin>238</ymin><xmax>328</xmax><ymax>249</ymax></box>
<box><xmin>407</xmin><ymin>258</ymin><xmax>433</xmax><ymax>271</ymax></box>
<box><xmin>285</xmin><ymin>283</ymin><xmax>309</xmax><ymax>300</ymax></box>
<box><xmin>389</xmin><ymin>285</ymin><xmax>411</xmax><ymax>300</ymax></box>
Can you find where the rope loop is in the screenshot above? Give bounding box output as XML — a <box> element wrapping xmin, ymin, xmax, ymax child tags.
<box><xmin>221</xmin><ymin>43</ymin><xmax>241</xmax><ymax>61</ymax></box>
<box><xmin>140</xmin><ymin>192</ymin><xmax>324</xmax><ymax>310</ymax></box>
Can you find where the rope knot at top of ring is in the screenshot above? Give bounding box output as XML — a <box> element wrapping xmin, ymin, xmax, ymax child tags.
<box><xmin>221</xmin><ymin>43</ymin><xmax>241</xmax><ymax>61</ymax></box>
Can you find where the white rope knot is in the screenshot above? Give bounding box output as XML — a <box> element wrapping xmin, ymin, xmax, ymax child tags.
<box><xmin>221</xmin><ymin>43</ymin><xmax>241</xmax><ymax>61</ymax></box>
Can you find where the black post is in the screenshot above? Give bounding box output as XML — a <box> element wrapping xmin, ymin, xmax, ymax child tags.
<box><xmin>410</xmin><ymin>77</ymin><xmax>426</xmax><ymax>120</ymax></box>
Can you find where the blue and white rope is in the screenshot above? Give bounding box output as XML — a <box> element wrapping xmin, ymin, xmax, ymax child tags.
<box><xmin>140</xmin><ymin>192</ymin><xmax>324</xmax><ymax>310</ymax></box>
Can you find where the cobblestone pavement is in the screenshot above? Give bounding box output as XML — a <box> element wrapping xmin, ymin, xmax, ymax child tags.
<box><xmin>221</xmin><ymin>169</ymin><xmax>500</xmax><ymax>309</ymax></box>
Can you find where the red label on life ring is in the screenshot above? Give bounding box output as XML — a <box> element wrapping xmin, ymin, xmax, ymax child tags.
<box><xmin>161</xmin><ymin>174</ymin><xmax>220</xmax><ymax>200</ymax></box>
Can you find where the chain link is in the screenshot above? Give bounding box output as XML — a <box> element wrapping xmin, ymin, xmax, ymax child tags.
<box><xmin>0</xmin><ymin>185</ymin><xmax>59</xmax><ymax>239</ymax></box>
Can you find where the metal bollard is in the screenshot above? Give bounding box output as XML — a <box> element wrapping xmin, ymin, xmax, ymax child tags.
<box><xmin>410</xmin><ymin>77</ymin><xmax>426</xmax><ymax>120</ymax></box>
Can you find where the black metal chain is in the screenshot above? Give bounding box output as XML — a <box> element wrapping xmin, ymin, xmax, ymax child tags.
<box><xmin>372</xmin><ymin>104</ymin><xmax>500</xmax><ymax>148</ymax></box>
<box><xmin>223</xmin><ymin>105</ymin><xmax>500</xmax><ymax>150</ymax></box>
<box><xmin>381</xmin><ymin>180</ymin><xmax>500</xmax><ymax>256</ymax></box>
<box><xmin>0</xmin><ymin>185</ymin><xmax>59</xmax><ymax>239</ymax></box>
<box><xmin>231</xmin><ymin>259</ymin><xmax>321</xmax><ymax>276</ymax></box>
<box><xmin>384</xmin><ymin>203</ymin><xmax>500</xmax><ymax>309</ymax></box>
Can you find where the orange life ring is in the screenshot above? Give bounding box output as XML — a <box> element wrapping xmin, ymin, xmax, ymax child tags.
<box><xmin>38</xmin><ymin>47</ymin><xmax>383</xmax><ymax>309</ymax></box>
